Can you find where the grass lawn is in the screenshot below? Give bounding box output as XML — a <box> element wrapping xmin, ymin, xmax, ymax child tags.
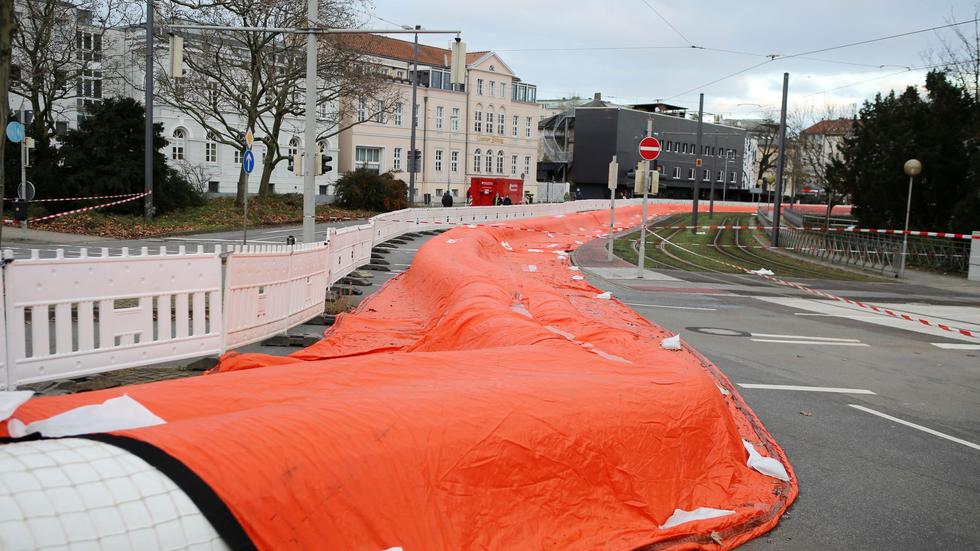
<box><xmin>34</xmin><ymin>195</ymin><xmax>375</xmax><ymax>240</ymax></box>
<box><xmin>616</xmin><ymin>212</ymin><xmax>888</xmax><ymax>282</ymax></box>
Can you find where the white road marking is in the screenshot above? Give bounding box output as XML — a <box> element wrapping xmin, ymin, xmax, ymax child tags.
<box><xmin>391</xmin><ymin>263</ymin><xmax>413</xmax><ymax>267</ymax></box>
<box><xmin>849</xmin><ymin>404</ymin><xmax>980</xmax><ymax>451</ymax></box>
<box><xmin>749</xmin><ymin>339</ymin><xmax>869</xmax><ymax>346</ymax></box>
<box><xmin>739</xmin><ymin>384</ymin><xmax>876</xmax><ymax>395</ymax></box>
<box><xmin>930</xmin><ymin>343</ymin><xmax>980</xmax><ymax>350</ymax></box>
<box><xmin>624</xmin><ymin>303</ymin><xmax>717</xmax><ymax>311</ymax></box>
<box><xmin>751</xmin><ymin>332</ymin><xmax>861</xmax><ymax>342</ymax></box>
<box><xmin>759</xmin><ymin>297</ymin><xmax>980</xmax><ymax>343</ymax></box>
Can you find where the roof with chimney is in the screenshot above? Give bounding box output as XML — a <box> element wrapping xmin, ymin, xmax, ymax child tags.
<box><xmin>342</xmin><ymin>34</ymin><xmax>490</xmax><ymax>69</ymax></box>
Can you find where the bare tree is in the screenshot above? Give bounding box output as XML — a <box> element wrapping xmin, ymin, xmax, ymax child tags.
<box><xmin>146</xmin><ymin>0</ymin><xmax>397</xmax><ymax>205</ymax></box>
<box><xmin>174</xmin><ymin>159</ymin><xmax>215</xmax><ymax>194</ymax></box>
<box><xmin>1</xmin><ymin>0</ymin><xmax>14</xmax><ymax>220</ymax></box>
<box><xmin>928</xmin><ymin>5</ymin><xmax>980</xmax><ymax>102</ymax></box>
<box><xmin>10</xmin><ymin>0</ymin><xmax>136</xmax><ymax>148</ymax></box>
<box><xmin>791</xmin><ymin>105</ymin><xmax>854</xmax><ymax>227</ymax></box>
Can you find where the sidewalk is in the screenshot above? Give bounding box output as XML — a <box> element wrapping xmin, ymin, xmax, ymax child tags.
<box><xmin>1</xmin><ymin>225</ymin><xmax>109</xmax><ymax>245</ymax></box>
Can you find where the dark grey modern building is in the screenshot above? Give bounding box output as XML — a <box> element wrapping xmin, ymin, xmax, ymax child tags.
<box><xmin>567</xmin><ymin>105</ymin><xmax>746</xmax><ymax>200</ymax></box>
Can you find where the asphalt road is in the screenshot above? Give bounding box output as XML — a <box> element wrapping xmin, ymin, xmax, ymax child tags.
<box><xmin>575</xmin><ymin>245</ymin><xmax>980</xmax><ymax>550</ymax></box>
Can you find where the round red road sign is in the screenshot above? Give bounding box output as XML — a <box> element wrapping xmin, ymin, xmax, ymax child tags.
<box><xmin>638</xmin><ymin>136</ymin><xmax>662</xmax><ymax>161</ymax></box>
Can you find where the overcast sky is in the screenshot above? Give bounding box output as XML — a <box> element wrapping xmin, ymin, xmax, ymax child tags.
<box><xmin>364</xmin><ymin>0</ymin><xmax>978</xmax><ymax>120</ymax></box>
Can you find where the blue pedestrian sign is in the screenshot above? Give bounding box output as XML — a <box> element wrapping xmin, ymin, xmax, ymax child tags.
<box><xmin>243</xmin><ymin>149</ymin><xmax>255</xmax><ymax>174</ymax></box>
<box><xmin>6</xmin><ymin>121</ymin><xmax>25</xmax><ymax>143</ymax></box>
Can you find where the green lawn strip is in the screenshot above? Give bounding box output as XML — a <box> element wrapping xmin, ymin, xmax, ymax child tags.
<box><xmin>616</xmin><ymin>211</ymin><xmax>889</xmax><ymax>282</ymax></box>
<box><xmin>34</xmin><ymin>196</ymin><xmax>375</xmax><ymax>240</ymax></box>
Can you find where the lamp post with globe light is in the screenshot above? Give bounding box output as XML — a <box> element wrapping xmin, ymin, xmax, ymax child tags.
<box><xmin>898</xmin><ymin>159</ymin><xmax>922</xmax><ymax>278</ymax></box>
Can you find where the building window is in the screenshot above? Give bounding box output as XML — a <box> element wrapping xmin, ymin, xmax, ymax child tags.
<box><xmin>681</xmin><ymin>143</ymin><xmax>688</xmax><ymax>154</ymax></box>
<box><xmin>76</xmin><ymin>69</ymin><xmax>102</xmax><ymax>108</ymax></box>
<box><xmin>477</xmin><ymin>78</ymin><xmax>484</xmax><ymax>95</ymax></box>
<box><xmin>171</xmin><ymin>128</ymin><xmax>186</xmax><ymax>160</ymax></box>
<box><xmin>498</xmin><ymin>111</ymin><xmax>505</xmax><ymax>134</ymax></box>
<box><xmin>287</xmin><ymin>136</ymin><xmax>300</xmax><ymax>163</ymax></box>
<box><xmin>673</xmin><ymin>142</ymin><xmax>679</xmax><ymax>153</ymax></box>
<box><xmin>717</xmin><ymin>170</ymin><xmax>723</xmax><ymax>181</ymax></box>
<box><xmin>435</xmin><ymin>149</ymin><xmax>443</xmax><ymax>171</ymax></box>
<box><xmin>451</xmin><ymin>150</ymin><xmax>459</xmax><ymax>173</ymax></box>
<box><xmin>76</xmin><ymin>31</ymin><xmax>103</xmax><ymax>62</ymax></box>
<box><xmin>234</xmin><ymin>148</ymin><xmax>243</xmax><ymax>165</ymax></box>
<box><xmin>208</xmin><ymin>181</ymin><xmax>219</xmax><ymax>193</ymax></box>
<box><xmin>496</xmin><ymin>150</ymin><xmax>504</xmax><ymax>174</ymax></box>
<box><xmin>451</xmin><ymin>108</ymin><xmax>460</xmax><ymax>131</ymax></box>
<box><xmin>319</xmin><ymin>185</ymin><xmax>328</xmax><ymax>195</ymax></box>
<box><xmin>393</xmin><ymin>103</ymin><xmax>403</xmax><ymax>126</ymax></box>
<box><xmin>436</xmin><ymin>106</ymin><xmax>444</xmax><ymax>130</ymax></box>
<box><xmin>474</xmin><ymin>111</ymin><xmax>482</xmax><ymax>133</ymax></box>
<box><xmin>688</xmin><ymin>168</ymin><xmax>695</xmax><ymax>180</ymax></box>
<box><xmin>500</xmin><ymin>83</ymin><xmax>506</xmax><ymax>98</ymax></box>
<box><xmin>525</xmin><ymin>117</ymin><xmax>532</xmax><ymax>138</ymax></box>
<box><xmin>485</xmin><ymin>149</ymin><xmax>494</xmax><ymax>173</ymax></box>
<box><xmin>524</xmin><ymin>156</ymin><xmax>531</xmax><ymax>178</ymax></box>
<box><xmin>355</xmin><ymin>146</ymin><xmax>382</xmax><ymax>172</ymax></box>
<box><xmin>489</xmin><ymin>81</ymin><xmax>495</xmax><ymax>96</ymax></box>
<box><xmin>511</xmin><ymin>154</ymin><xmax>517</xmax><ymax>175</ymax></box>
<box><xmin>393</xmin><ymin>147</ymin><xmax>402</xmax><ymax>171</ymax></box>
<box><xmin>730</xmin><ymin>172</ymin><xmax>737</xmax><ymax>183</ymax></box>
<box><xmin>205</xmin><ymin>131</ymin><xmax>217</xmax><ymax>163</ymax></box>
<box><xmin>703</xmin><ymin>169</ymin><xmax>710</xmax><ymax>181</ymax></box>
<box><xmin>375</xmin><ymin>100</ymin><xmax>386</xmax><ymax>123</ymax></box>
<box><xmin>485</xmin><ymin>110</ymin><xmax>493</xmax><ymax>133</ymax></box>
<box><xmin>512</xmin><ymin>115</ymin><xmax>519</xmax><ymax>136</ymax></box>
<box><xmin>357</xmin><ymin>98</ymin><xmax>367</xmax><ymax>122</ymax></box>
<box><xmin>473</xmin><ymin>149</ymin><xmax>482</xmax><ymax>172</ymax></box>
<box><xmin>673</xmin><ymin>167</ymin><xmax>681</xmax><ymax>179</ymax></box>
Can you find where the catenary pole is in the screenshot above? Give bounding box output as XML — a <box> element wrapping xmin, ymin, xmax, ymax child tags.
<box><xmin>408</xmin><ymin>26</ymin><xmax>420</xmax><ymax>205</ymax></box>
<box><xmin>144</xmin><ymin>0</ymin><xmax>154</xmax><ymax>220</ymax></box>
<box><xmin>772</xmin><ymin>72</ymin><xmax>789</xmax><ymax>247</ymax></box>
<box><xmin>302</xmin><ymin>0</ymin><xmax>318</xmax><ymax>242</ymax></box>
<box><xmin>692</xmin><ymin>93</ymin><xmax>703</xmax><ymax>231</ymax></box>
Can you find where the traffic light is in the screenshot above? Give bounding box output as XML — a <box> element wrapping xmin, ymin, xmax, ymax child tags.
<box><xmin>320</xmin><ymin>154</ymin><xmax>333</xmax><ymax>174</ymax></box>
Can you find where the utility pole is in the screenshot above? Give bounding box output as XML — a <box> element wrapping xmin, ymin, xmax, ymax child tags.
<box><xmin>637</xmin><ymin>117</ymin><xmax>653</xmax><ymax>278</ymax></box>
<box><xmin>144</xmin><ymin>0</ymin><xmax>154</xmax><ymax>221</ymax></box>
<box><xmin>19</xmin><ymin>105</ymin><xmax>26</xmax><ymax>229</ymax></box>
<box><xmin>772</xmin><ymin>73</ymin><xmax>789</xmax><ymax>247</ymax></box>
<box><xmin>692</xmin><ymin>93</ymin><xmax>703</xmax><ymax>231</ymax></box>
<box><xmin>709</xmin><ymin>132</ymin><xmax>717</xmax><ymax>216</ymax></box>
<box><xmin>302</xmin><ymin>0</ymin><xmax>318</xmax><ymax>242</ymax></box>
<box><xmin>408</xmin><ymin>26</ymin><xmax>420</xmax><ymax>206</ymax></box>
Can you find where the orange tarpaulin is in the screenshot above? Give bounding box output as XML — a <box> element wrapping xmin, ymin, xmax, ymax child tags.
<box><xmin>3</xmin><ymin>203</ymin><xmax>796</xmax><ymax>550</ymax></box>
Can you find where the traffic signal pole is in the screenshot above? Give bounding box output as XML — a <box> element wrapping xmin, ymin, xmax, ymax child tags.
<box><xmin>302</xmin><ymin>0</ymin><xmax>318</xmax><ymax>243</ymax></box>
<box><xmin>772</xmin><ymin>73</ymin><xmax>789</xmax><ymax>247</ymax></box>
<box><xmin>692</xmin><ymin>93</ymin><xmax>703</xmax><ymax>232</ymax></box>
<box><xmin>408</xmin><ymin>27</ymin><xmax>420</xmax><ymax>205</ymax></box>
<box><xmin>637</xmin><ymin>117</ymin><xmax>653</xmax><ymax>278</ymax></box>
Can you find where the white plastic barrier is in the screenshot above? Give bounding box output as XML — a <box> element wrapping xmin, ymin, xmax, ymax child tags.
<box><xmin>0</xmin><ymin>199</ymin><xmax>661</xmax><ymax>389</ymax></box>
<box><xmin>330</xmin><ymin>224</ymin><xmax>375</xmax><ymax>284</ymax></box>
<box><xmin>223</xmin><ymin>243</ymin><xmax>330</xmax><ymax>349</ymax></box>
<box><xmin>2</xmin><ymin>247</ymin><xmax>223</xmax><ymax>389</ymax></box>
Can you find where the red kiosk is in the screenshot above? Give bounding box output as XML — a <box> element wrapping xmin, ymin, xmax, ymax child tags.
<box><xmin>468</xmin><ymin>177</ymin><xmax>524</xmax><ymax>206</ymax></box>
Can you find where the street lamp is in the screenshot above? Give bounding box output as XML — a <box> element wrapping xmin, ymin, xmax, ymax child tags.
<box><xmin>898</xmin><ymin>158</ymin><xmax>922</xmax><ymax>278</ymax></box>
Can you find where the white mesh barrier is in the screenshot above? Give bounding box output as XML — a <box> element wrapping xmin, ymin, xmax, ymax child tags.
<box><xmin>0</xmin><ymin>438</ymin><xmax>229</xmax><ymax>550</ymax></box>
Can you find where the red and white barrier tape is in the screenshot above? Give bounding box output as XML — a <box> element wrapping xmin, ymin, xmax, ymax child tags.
<box><xmin>650</xmin><ymin>233</ymin><xmax>978</xmax><ymax>339</ymax></box>
<box><xmin>3</xmin><ymin>192</ymin><xmax>143</xmax><ymax>203</ymax></box>
<box><xmin>647</xmin><ymin>225</ymin><xmax>978</xmax><ymax>240</ymax></box>
<box><xmin>3</xmin><ymin>191</ymin><xmax>151</xmax><ymax>226</ymax></box>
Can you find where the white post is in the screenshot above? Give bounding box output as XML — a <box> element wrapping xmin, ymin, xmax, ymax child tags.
<box><xmin>969</xmin><ymin>231</ymin><xmax>980</xmax><ymax>282</ymax></box>
<box><xmin>302</xmin><ymin>0</ymin><xmax>318</xmax><ymax>243</ymax></box>
<box><xmin>898</xmin><ymin>174</ymin><xmax>913</xmax><ymax>278</ymax></box>
<box><xmin>638</xmin><ymin>119</ymin><xmax>652</xmax><ymax>277</ymax></box>
<box><xmin>607</xmin><ymin>155</ymin><xmax>618</xmax><ymax>261</ymax></box>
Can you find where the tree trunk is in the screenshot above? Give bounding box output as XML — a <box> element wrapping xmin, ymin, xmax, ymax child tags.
<box><xmin>235</xmin><ymin>165</ymin><xmax>247</xmax><ymax>208</ymax></box>
<box><xmin>258</xmin><ymin>152</ymin><xmax>274</xmax><ymax>197</ymax></box>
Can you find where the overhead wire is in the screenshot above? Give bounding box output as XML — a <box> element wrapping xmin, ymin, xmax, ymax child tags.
<box><xmin>637</xmin><ymin>0</ymin><xmax>694</xmax><ymax>46</ymax></box>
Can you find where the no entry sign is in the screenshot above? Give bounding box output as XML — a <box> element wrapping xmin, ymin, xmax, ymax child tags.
<box><xmin>638</xmin><ymin>136</ymin><xmax>662</xmax><ymax>161</ymax></box>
